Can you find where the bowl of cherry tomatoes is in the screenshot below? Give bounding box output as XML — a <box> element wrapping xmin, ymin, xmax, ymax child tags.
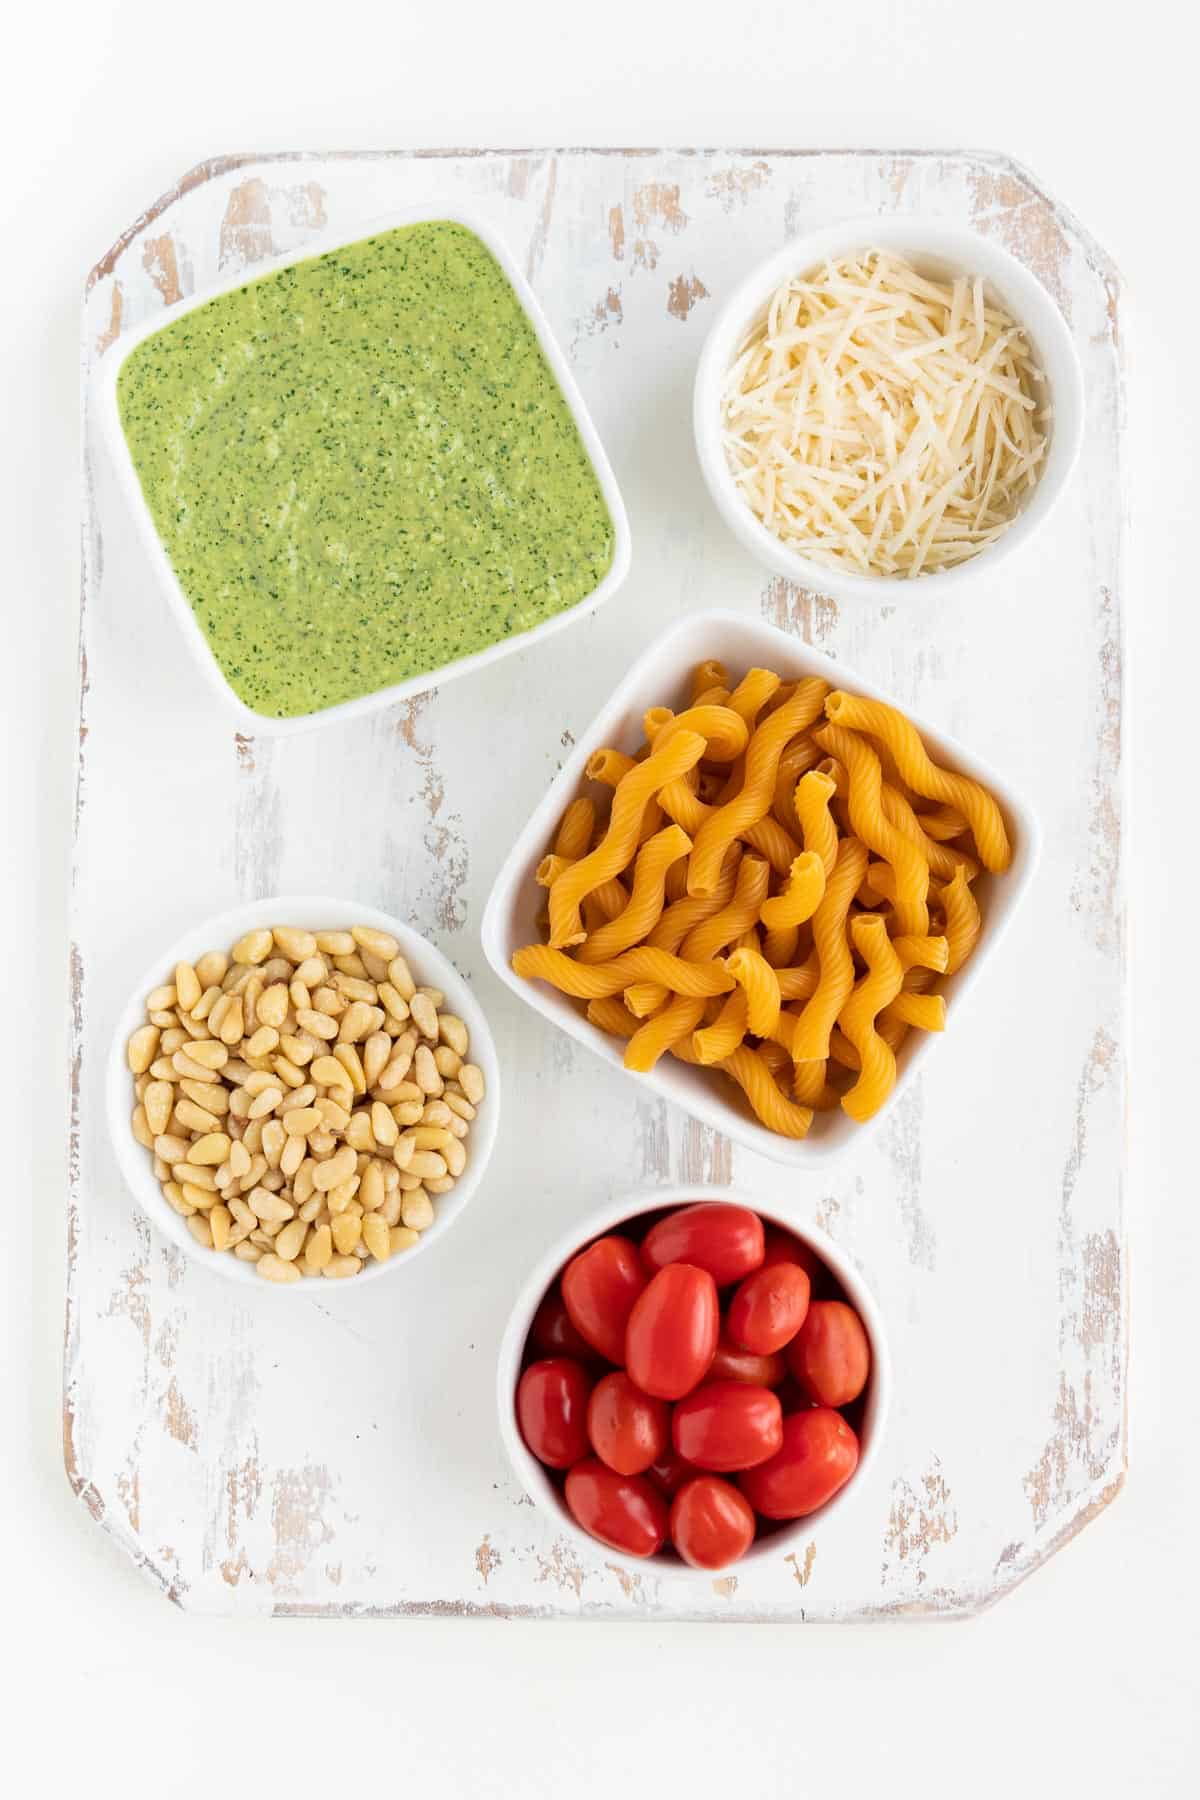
<box><xmin>497</xmin><ymin>1187</ymin><xmax>890</xmax><ymax>1574</ymax></box>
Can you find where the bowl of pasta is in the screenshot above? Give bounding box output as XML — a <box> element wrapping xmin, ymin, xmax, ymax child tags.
<box><xmin>480</xmin><ymin>610</ymin><xmax>1040</xmax><ymax>1166</ymax></box>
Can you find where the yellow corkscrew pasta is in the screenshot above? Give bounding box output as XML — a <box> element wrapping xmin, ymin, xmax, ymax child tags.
<box><xmin>512</xmin><ymin>650</ymin><xmax>1013</xmax><ymax>1142</ymax></box>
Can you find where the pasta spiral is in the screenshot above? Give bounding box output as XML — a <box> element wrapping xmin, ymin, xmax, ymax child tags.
<box><xmin>794</xmin><ymin>769</ymin><xmax>840</xmax><ymax>876</ymax></box>
<box><xmin>824</xmin><ymin>691</ymin><xmax>1012</xmax><ymax>872</ymax></box>
<box><xmin>549</xmin><ymin>730</ymin><xmax>706</xmax><ymax>947</ymax></box>
<box><xmin>838</xmin><ymin>914</ymin><xmax>905</xmax><ymax>1121</ymax></box>
<box><xmin>788</xmin><ymin>837</ymin><xmax>869</xmax><ymax>1061</ymax></box>
<box><xmin>692</xmin><ymin>990</ymin><xmax>750</xmax><ymax>1065</ymax></box>
<box><xmin>624</xmin><ymin>994</ymin><xmax>708</xmax><ymax>1073</ymax></box>
<box><xmin>680</xmin><ymin>855</ymin><xmax>771</xmax><ymax>962</ymax></box>
<box><xmin>646</xmin><ymin>704</ymin><xmax>749</xmax><ymax>763</ymax></box>
<box><xmin>724</xmin><ymin>947</ymin><xmax>782</xmax><ymax>1038</ymax></box>
<box><xmin>576</xmin><ymin>825</ymin><xmax>693</xmax><ymax>964</ymax></box>
<box><xmin>814</xmin><ymin>721</ymin><xmax>930</xmax><ymax>937</ymax></box>
<box><xmin>511</xmin><ymin>944</ymin><xmax>736</xmax><ymax>999</ymax></box>
<box><xmin>687</xmin><ymin>681</ymin><xmax>831</xmax><ymax>896</ymax></box>
<box><xmin>760</xmin><ymin>851</ymin><xmax>826</xmax><ymax>931</ymax></box>
<box><xmin>553</xmin><ymin>796</ymin><xmax>595</xmax><ymax>862</ymax></box>
<box><xmin>720</xmin><ymin>1046</ymin><xmax>813</xmax><ymax>1139</ymax></box>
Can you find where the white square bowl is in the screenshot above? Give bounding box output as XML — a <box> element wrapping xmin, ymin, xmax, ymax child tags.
<box><xmin>91</xmin><ymin>205</ymin><xmax>631</xmax><ymax>737</ymax></box>
<box><xmin>481</xmin><ymin>609</ymin><xmax>1040</xmax><ymax>1167</ymax></box>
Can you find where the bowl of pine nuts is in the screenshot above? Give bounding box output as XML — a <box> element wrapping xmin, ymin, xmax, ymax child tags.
<box><xmin>107</xmin><ymin>896</ymin><xmax>499</xmax><ymax>1286</ymax></box>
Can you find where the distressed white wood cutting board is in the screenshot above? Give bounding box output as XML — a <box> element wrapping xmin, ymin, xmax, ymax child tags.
<box><xmin>69</xmin><ymin>149</ymin><xmax>1125</xmax><ymax>1619</ymax></box>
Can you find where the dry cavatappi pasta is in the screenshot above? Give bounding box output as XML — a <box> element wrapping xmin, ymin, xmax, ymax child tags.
<box><xmin>512</xmin><ymin>659</ymin><xmax>1010</xmax><ymax>1137</ymax></box>
<box><xmin>127</xmin><ymin>925</ymin><xmax>487</xmax><ymax>1282</ymax></box>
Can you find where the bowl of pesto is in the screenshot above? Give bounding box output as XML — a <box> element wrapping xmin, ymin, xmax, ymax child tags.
<box><xmin>96</xmin><ymin>209</ymin><xmax>631</xmax><ymax>732</ymax></box>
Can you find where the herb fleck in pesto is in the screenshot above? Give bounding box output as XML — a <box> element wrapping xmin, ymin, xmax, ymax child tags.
<box><xmin>117</xmin><ymin>221</ymin><xmax>615</xmax><ymax>718</ymax></box>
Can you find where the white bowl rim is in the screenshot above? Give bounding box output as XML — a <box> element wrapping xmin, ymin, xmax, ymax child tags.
<box><xmin>106</xmin><ymin>893</ymin><xmax>501</xmax><ymax>1290</ymax></box>
<box><xmin>480</xmin><ymin>605</ymin><xmax>1042</xmax><ymax>1167</ymax></box>
<box><xmin>693</xmin><ymin>213</ymin><xmax>1085</xmax><ymax>603</ymax></box>
<box><xmin>495</xmin><ymin>1184</ymin><xmax>892</xmax><ymax>1580</ymax></box>
<box><xmin>91</xmin><ymin>203</ymin><xmax>632</xmax><ymax>737</ymax></box>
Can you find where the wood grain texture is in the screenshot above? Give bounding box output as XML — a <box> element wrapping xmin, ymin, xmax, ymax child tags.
<box><xmin>71</xmin><ymin>149</ymin><xmax>1125</xmax><ymax>1619</ymax></box>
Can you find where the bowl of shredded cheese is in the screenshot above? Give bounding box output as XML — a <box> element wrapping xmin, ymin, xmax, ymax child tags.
<box><xmin>693</xmin><ymin>217</ymin><xmax>1083</xmax><ymax>597</ymax></box>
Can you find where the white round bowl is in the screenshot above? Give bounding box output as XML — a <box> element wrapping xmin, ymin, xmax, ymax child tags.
<box><xmin>496</xmin><ymin>1186</ymin><xmax>891</xmax><ymax>1579</ymax></box>
<box><xmin>693</xmin><ymin>215</ymin><xmax>1085</xmax><ymax>603</ymax></box>
<box><xmin>107</xmin><ymin>894</ymin><xmax>501</xmax><ymax>1290</ymax></box>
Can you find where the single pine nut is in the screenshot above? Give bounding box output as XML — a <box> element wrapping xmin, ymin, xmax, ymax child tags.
<box><xmin>333</xmin><ymin>973</ymin><xmax>378</xmax><ymax>1003</ymax></box>
<box><xmin>389</xmin><ymin>1226</ymin><xmax>420</xmax><ymax>1255</ymax></box>
<box><xmin>246</xmin><ymin>1086</ymin><xmax>282</xmax><ymax>1119</ymax></box>
<box><xmin>172</xmin><ymin>1050</ymin><xmax>219</xmax><ymax>1084</ymax></box>
<box><xmin>438</xmin><ymin>1014</ymin><xmax>469</xmax><ymax>1056</ymax></box>
<box><xmin>229</xmin><ymin>1196</ymin><xmax>257</xmax><ymax>1230</ymax></box>
<box><xmin>459</xmin><ymin>1064</ymin><xmax>486</xmax><ymax>1105</ymax></box>
<box><xmin>325</xmin><ymin>1178</ymin><xmax>359</xmax><ymax>1215</ymax></box>
<box><xmin>313</xmin><ymin>1145</ymin><xmax>357</xmax><ymax>1192</ymax></box>
<box><xmin>176</xmin><ymin>1009</ymin><xmax>212</xmax><ymax>1042</ymax></box>
<box><xmin>241</xmin><ymin>1118</ymin><xmax>264</xmax><ymax>1154</ymax></box>
<box><xmin>297</xmin><ymin>1193</ymin><xmax>323</xmax><ymax>1223</ymax></box>
<box><xmin>312</xmin><ymin>985</ymin><xmax>344</xmax><ymax>1018</ymax></box>
<box><xmin>296</xmin><ymin>1007</ymin><xmax>337</xmax><ymax>1040</ymax></box>
<box><xmin>331</xmin><ymin>1213</ymin><xmax>362</xmax><ymax>1255</ymax></box>
<box><xmin>305</xmin><ymin>1224</ymin><xmax>333</xmax><ymax>1269</ymax></box>
<box><xmin>378</xmin><ymin>1190</ymin><xmax>403</xmax><ymax>1227</ymax></box>
<box><xmin>393</xmin><ymin>1133</ymin><xmax>417</xmax><ymax>1170</ymax></box>
<box><xmin>239</xmin><ymin>1154</ymin><xmax>268</xmax><ymax>1193</ymax></box>
<box><xmin>148</xmin><ymin>1009</ymin><xmax>176</xmax><ymax>1029</ymax></box>
<box><xmin>218</xmin><ymin>997</ymin><xmax>245</xmax><ymax>1045</ymax></box>
<box><xmin>401</xmin><ymin>1189</ymin><xmax>435</xmax><ymax>1231</ymax></box>
<box><xmin>377</xmin><ymin>983</ymin><xmax>410</xmax><ymax>1024</ymax></box>
<box><xmin>127</xmin><ymin>1025</ymin><xmax>160</xmax><ymax>1075</ymax></box>
<box><xmin>352</xmin><ymin>926</ymin><xmax>399</xmax><ymax>961</ymax></box>
<box><xmin>337</xmin><ymin>1000</ymin><xmax>377</xmax><ymax>1044</ymax></box>
<box><xmin>361</xmin><ymin>1214</ymin><xmax>391</xmax><ymax>1260</ymax></box>
<box><xmin>293</xmin><ymin>956</ymin><xmax>327</xmax><ymax>987</ymax></box>
<box><xmin>158</xmin><ymin>1031</ymin><xmax>186</xmax><ymax>1057</ymax></box>
<box><xmin>409</xmin><ymin>992</ymin><xmax>438</xmax><ymax>1039</ymax></box>
<box><xmin>242</xmin><ymin>1025</ymin><xmax>278</xmax><ymax>1059</ymax></box>
<box><xmin>234</xmin><ymin>1242</ymin><xmax>263</xmax><ymax>1262</ymax></box>
<box><xmin>345</xmin><ymin>1110</ymin><xmax>376</xmax><ymax>1152</ymax></box>
<box><xmin>190</xmin><ymin>984</ymin><xmax>221</xmax><ymax>1021</ymax></box>
<box><xmin>279</xmin><ymin>1034</ymin><xmax>314</xmax><ymax>1066</ymax></box>
<box><xmin>294</xmin><ymin>1160</ymin><xmax>317</xmax><ymax>1206</ymax></box>
<box><xmin>260</xmin><ymin>1168</ymin><xmax>286</xmax><ymax>1191</ymax></box>
<box><xmin>257</xmin><ymin>1253</ymin><xmax>301</xmax><ymax>1283</ymax></box>
<box><xmin>187</xmin><ymin>1132</ymin><xmax>231</xmax><ymax>1166</ymax></box>
<box><xmin>154</xmin><ymin>1133</ymin><xmax>190</xmax><ymax>1165</ymax></box>
<box><xmin>425</xmin><ymin>1176</ymin><xmax>456</xmax><ymax>1194</ymax></box>
<box><xmin>143</xmin><ymin>1082</ymin><xmax>174</xmax><ymax>1136</ymax></box>
<box><xmin>174</xmin><ymin>1159</ymin><xmax>216</xmax><ymax>1190</ymax></box>
<box><xmin>147</xmin><ymin>983</ymin><xmax>177</xmax><ymax>1012</ymax></box>
<box><xmin>332</xmin><ymin>1043</ymin><xmax>367</xmax><ymax>1093</ymax></box>
<box><xmin>282</xmin><ymin>1106</ymin><xmax>322</xmax><ymax>1137</ymax></box>
<box><xmin>195</xmin><ymin>949</ymin><xmax>228</xmax><ymax>988</ymax></box>
<box><xmin>311</xmin><ymin>1054</ymin><xmax>351</xmax><ymax>1090</ymax></box>
<box><xmin>273</xmin><ymin>926</ymin><xmax>317</xmax><ymax>962</ymax></box>
<box><xmin>232</xmin><ymin>930</ymin><xmax>272</xmax><ymax>966</ymax></box>
<box><xmin>434</xmin><ymin>1046</ymin><xmax>462</xmax><ymax>1079</ymax></box>
<box><xmin>272</xmin><ymin>1055</ymin><xmax>307</xmax><ymax>1089</ymax></box>
<box><xmin>413</xmin><ymin>1045</ymin><xmax>443</xmax><ymax>1096</ymax></box>
<box><xmin>162</xmin><ymin>1181</ymin><xmax>194</xmax><ymax>1217</ymax></box>
<box><xmin>209</xmin><ymin>1203</ymin><xmax>233</xmax><ymax>1250</ymax></box>
<box><xmin>316</xmin><ymin>931</ymin><xmax>356</xmax><ymax>955</ymax></box>
<box><xmin>173</xmin><ymin>963</ymin><xmax>201</xmax><ymax>1013</ymax></box>
<box><xmin>187</xmin><ymin>1213</ymin><xmax>214</xmax><ymax>1247</ymax></box>
<box><xmin>360</xmin><ymin>1031</ymin><xmax>389</xmax><ymax>1087</ymax></box>
<box><xmin>407</xmin><ymin>1150</ymin><xmax>447</xmax><ymax>1180</ymax></box>
<box><xmin>280</xmin><ymin>1133</ymin><xmax>306</xmax><ymax>1178</ymax></box>
<box><xmin>370</xmin><ymin>1101</ymin><xmax>399</xmax><ymax>1148</ymax></box>
<box><xmin>247</xmin><ymin>1188</ymin><xmax>295</xmax><ymax>1223</ymax></box>
<box><xmin>274</xmin><ymin>1218</ymin><xmax>308</xmax><ymax>1261</ymax></box>
<box><xmin>261</xmin><ymin>1118</ymin><xmax>286</xmax><ymax>1167</ymax></box>
<box><xmin>322</xmin><ymin>1255</ymin><xmax>361</xmax><ymax>1279</ymax></box>
<box><xmin>279</xmin><ymin>1082</ymin><xmax>318</xmax><ymax>1113</ymax></box>
<box><xmin>257</xmin><ymin>982</ymin><xmax>290</xmax><ymax>1028</ymax></box>
<box><xmin>377</xmin><ymin>1046</ymin><xmax>416</xmax><ymax>1091</ymax></box>
<box><xmin>228</xmin><ymin>1138</ymin><xmax>252</xmax><ymax>1179</ymax></box>
<box><xmin>359</xmin><ymin>1161</ymin><xmax>385</xmax><ymax>1214</ymax></box>
<box><xmin>180</xmin><ymin>1077</ymin><xmax>229</xmax><ymax>1113</ymax></box>
<box><xmin>382</xmin><ymin>955</ymin><xmax>414</xmax><ymax>1000</ymax></box>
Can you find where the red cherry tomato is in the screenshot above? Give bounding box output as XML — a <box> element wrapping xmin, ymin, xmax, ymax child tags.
<box><xmin>561</xmin><ymin>1236</ymin><xmax>647</xmax><ymax>1364</ymax></box>
<box><xmin>672</xmin><ymin>1380</ymin><xmax>783</xmax><ymax>1471</ymax></box>
<box><xmin>625</xmin><ymin>1263</ymin><xmax>719</xmax><ymax>1400</ymax></box>
<box><xmin>565</xmin><ymin>1459</ymin><xmax>668</xmax><ymax>1558</ymax></box>
<box><xmin>727</xmin><ymin>1261</ymin><xmax>811</xmax><ymax>1355</ymax></box>
<box><xmin>641</xmin><ymin>1203</ymin><xmax>764</xmax><ymax>1286</ymax></box>
<box><xmin>516</xmin><ymin>1358</ymin><xmax>593</xmax><ymax>1469</ymax></box>
<box><xmin>760</xmin><ymin>1225</ymin><xmax>825</xmax><ymax>1287</ymax></box>
<box><xmin>529</xmin><ymin>1288</ymin><xmax>599</xmax><ymax>1363</ymax></box>
<box><xmin>645</xmin><ymin>1447</ymin><xmax>702</xmax><ymax>1496</ymax></box>
<box><xmin>738</xmin><ymin>1409</ymin><xmax>859</xmax><ymax>1518</ymax></box>
<box><xmin>709</xmin><ymin>1328</ymin><xmax>786</xmax><ymax>1388</ymax></box>
<box><xmin>787</xmin><ymin>1300</ymin><xmax>871</xmax><ymax>1407</ymax></box>
<box><xmin>587</xmin><ymin>1372</ymin><xmax>670</xmax><ymax>1476</ymax></box>
<box><xmin>669</xmin><ymin>1475</ymin><xmax>757</xmax><ymax>1570</ymax></box>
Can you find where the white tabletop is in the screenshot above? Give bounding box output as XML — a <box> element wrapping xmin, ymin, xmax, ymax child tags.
<box><xmin>5</xmin><ymin>0</ymin><xmax>1196</xmax><ymax>1793</ymax></box>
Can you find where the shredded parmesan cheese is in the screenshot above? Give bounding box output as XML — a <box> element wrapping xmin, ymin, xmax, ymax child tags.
<box><xmin>721</xmin><ymin>250</ymin><xmax>1049</xmax><ymax>577</ymax></box>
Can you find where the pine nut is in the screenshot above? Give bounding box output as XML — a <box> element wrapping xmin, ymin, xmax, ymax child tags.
<box><xmin>352</xmin><ymin>926</ymin><xmax>398</xmax><ymax>961</ymax></box>
<box><xmin>172</xmin><ymin>1050</ymin><xmax>219</xmax><ymax>1084</ymax></box>
<box><xmin>181</xmin><ymin>1032</ymin><xmax>226</xmax><ymax>1069</ymax></box>
<box><xmin>246</xmin><ymin>1086</ymin><xmax>282</xmax><ymax>1119</ymax></box>
<box><xmin>393</xmin><ymin>1100</ymin><xmax>423</xmax><ymax>1127</ymax></box>
<box><xmin>294</xmin><ymin>956</ymin><xmax>327</xmax><ymax>987</ymax></box>
<box><xmin>378</xmin><ymin>1190</ymin><xmax>403</xmax><ymax>1227</ymax></box>
<box><xmin>305</xmin><ymin>1224</ymin><xmax>333</xmax><ymax>1270</ymax></box>
<box><xmin>316</xmin><ymin>931</ymin><xmax>355</xmax><ymax>955</ymax></box>
<box><xmin>311</xmin><ymin>1054</ymin><xmax>351</xmax><ymax>1090</ymax></box>
<box><xmin>187</xmin><ymin>1132</ymin><xmax>231</xmax><ymax>1166</ymax></box>
<box><xmin>143</xmin><ymin>1082</ymin><xmax>173</xmax><ymax>1136</ymax></box>
<box><xmin>261</xmin><ymin>1118</ymin><xmax>286</xmax><ymax>1167</ymax></box>
<box><xmin>401</xmin><ymin>1189</ymin><xmax>435</xmax><ymax>1231</ymax></box>
<box><xmin>217</xmin><ymin>997</ymin><xmax>245</xmax><ymax>1045</ymax></box>
<box><xmin>282</xmin><ymin>1106</ymin><xmax>321</xmax><ymax>1137</ymax></box>
<box><xmin>127</xmin><ymin>1025</ymin><xmax>160</xmax><ymax>1075</ymax></box>
<box><xmin>297</xmin><ymin>1193</ymin><xmax>323</xmax><ymax>1223</ymax></box>
<box><xmin>234</xmin><ymin>1242</ymin><xmax>263</xmax><ymax>1262</ymax></box>
<box><xmin>425</xmin><ymin>1176</ymin><xmax>456</xmax><ymax>1194</ymax></box>
<box><xmin>172</xmin><ymin>963</ymin><xmax>200</xmax><ymax>1012</ymax></box>
<box><xmin>191</xmin><ymin>984</ymin><xmax>221</xmax><ymax>1022</ymax></box>
<box><xmin>195</xmin><ymin>950</ymin><xmax>228</xmax><ymax>988</ymax></box>
<box><xmin>274</xmin><ymin>1218</ymin><xmax>308</xmax><ymax>1261</ymax></box>
<box><xmin>280</xmin><ymin>1133</ymin><xmax>306</xmax><ymax>1178</ymax></box>
<box><xmin>272</xmin><ymin>926</ymin><xmax>317</xmax><ymax>962</ymax></box>
<box><xmin>183</xmin><ymin>1182</ymin><xmax>217</xmax><ymax>1213</ymax></box>
<box><xmin>257</xmin><ymin>1253</ymin><xmax>302</xmax><ymax>1283</ymax></box>
<box><xmin>186</xmin><ymin>1213</ymin><xmax>213</xmax><ymax>1247</ymax></box>
<box><xmin>334</xmin><ymin>952</ymin><xmax>369</xmax><ymax>979</ymax></box>
<box><xmin>316</xmin><ymin>1097</ymin><xmax>350</xmax><ymax>1133</ymax></box>
<box><xmin>334</xmin><ymin>973</ymin><xmax>378</xmax><ymax>1003</ymax></box>
<box><xmin>208</xmin><ymin>1203</ymin><xmax>232</xmax><ymax>1250</ymax></box>
<box><xmin>409</xmin><ymin>992</ymin><xmax>438</xmax><ymax>1039</ymax></box>
<box><xmin>361</xmin><ymin>1031</ymin><xmax>390</xmax><ymax>1088</ymax></box>
<box><xmin>377</xmin><ymin>983</ymin><xmax>410</xmax><ymax>1024</ymax></box>
<box><xmin>279</xmin><ymin>1033</ymin><xmax>314</xmax><ymax>1066</ymax></box>
<box><xmin>231</xmin><ymin>930</ymin><xmax>271</xmax><ymax>966</ymax></box>
<box><xmin>154</xmin><ymin>1133</ymin><xmax>190</xmax><ymax>1164</ymax></box>
<box><xmin>389</xmin><ymin>1227</ymin><xmax>420</xmax><ymax>1255</ymax></box>
<box><xmin>332</xmin><ymin>1213</ymin><xmax>362</xmax><ymax>1255</ymax></box>
<box><xmin>345</xmin><ymin>1110</ymin><xmax>376</xmax><ymax>1152</ymax></box>
<box><xmin>359</xmin><ymin>1161</ymin><xmax>385</xmax><ymax>1214</ymax></box>
<box><xmin>312</xmin><ymin>985</ymin><xmax>344</xmax><ymax>1017</ymax></box>
<box><xmin>394</xmin><ymin>1133</ymin><xmax>417</xmax><ymax>1170</ymax></box>
<box><xmin>459</xmin><ymin>1064</ymin><xmax>486</xmax><ymax>1105</ymax></box>
<box><xmin>180</xmin><ymin>1078</ymin><xmax>229</xmax><ymax>1113</ymax></box>
<box><xmin>176</xmin><ymin>1010</ymin><xmax>212</xmax><ymax>1041</ymax></box>
<box><xmin>407</xmin><ymin>1150</ymin><xmax>447</xmax><ymax>1180</ymax></box>
<box><xmin>257</xmin><ymin>983</ymin><xmax>290</xmax><ymax>1029</ymax></box>
<box><xmin>247</xmin><ymin>1188</ymin><xmax>294</xmax><ymax>1223</ymax></box>
<box><xmin>239</xmin><ymin>1154</ymin><xmax>268</xmax><ymax>1193</ymax></box>
<box><xmin>313</xmin><ymin>1145</ymin><xmax>357</xmax><ymax>1192</ymax></box>
<box><xmin>243</xmin><ymin>1025</ymin><xmax>278</xmax><ymax>1059</ymax></box>
<box><xmin>337</xmin><ymin>1000</ymin><xmax>377</xmax><ymax>1044</ymax></box>
<box><xmin>434</xmin><ymin>1046</ymin><xmax>462</xmax><ymax>1079</ymax></box>
<box><xmin>322</xmin><ymin>1254</ymin><xmax>361</xmax><ymax>1279</ymax></box>
<box><xmin>296</xmin><ymin>1007</ymin><xmax>337</xmax><ymax>1040</ymax></box>
<box><xmin>370</xmin><ymin>1101</ymin><xmax>399</xmax><ymax>1148</ymax></box>
<box><xmin>413</xmin><ymin>1045</ymin><xmax>443</xmax><ymax>1096</ymax></box>
<box><xmin>279</xmin><ymin>1082</ymin><xmax>318</xmax><ymax>1113</ymax></box>
<box><xmin>162</xmin><ymin>1181</ymin><xmax>194</xmax><ymax>1217</ymax></box>
<box><xmin>293</xmin><ymin>1159</ymin><xmax>317</xmax><ymax>1206</ymax></box>
<box><xmin>158</xmin><ymin>1031</ymin><xmax>186</xmax><ymax>1057</ymax></box>
<box><xmin>361</xmin><ymin>1214</ymin><xmax>391</xmax><ymax>1260</ymax></box>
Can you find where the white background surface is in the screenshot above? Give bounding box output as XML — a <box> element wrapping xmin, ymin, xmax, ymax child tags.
<box><xmin>5</xmin><ymin>1</ymin><xmax>1197</xmax><ymax>1793</ymax></box>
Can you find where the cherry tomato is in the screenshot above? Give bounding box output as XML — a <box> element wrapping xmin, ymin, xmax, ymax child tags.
<box><xmin>759</xmin><ymin>1225</ymin><xmax>825</xmax><ymax>1287</ymax></box>
<box><xmin>625</xmin><ymin>1263</ymin><xmax>719</xmax><ymax>1400</ymax></box>
<box><xmin>529</xmin><ymin>1288</ymin><xmax>599</xmax><ymax>1364</ymax></box>
<box><xmin>738</xmin><ymin>1408</ymin><xmax>859</xmax><ymax>1518</ymax></box>
<box><xmin>565</xmin><ymin>1459</ymin><xmax>669</xmax><ymax>1558</ymax></box>
<box><xmin>670</xmin><ymin>1475</ymin><xmax>757</xmax><ymax>1570</ymax></box>
<box><xmin>516</xmin><ymin>1358</ymin><xmax>593</xmax><ymax>1469</ymax></box>
<box><xmin>709</xmin><ymin>1328</ymin><xmax>786</xmax><ymax>1388</ymax></box>
<box><xmin>645</xmin><ymin>1447</ymin><xmax>703</xmax><ymax>1496</ymax></box>
<box><xmin>786</xmin><ymin>1300</ymin><xmax>871</xmax><ymax>1407</ymax></box>
<box><xmin>641</xmin><ymin>1203</ymin><xmax>764</xmax><ymax>1286</ymax></box>
<box><xmin>672</xmin><ymin>1380</ymin><xmax>783</xmax><ymax>1471</ymax></box>
<box><xmin>561</xmin><ymin>1235</ymin><xmax>647</xmax><ymax>1364</ymax></box>
<box><xmin>587</xmin><ymin>1372</ymin><xmax>670</xmax><ymax>1476</ymax></box>
<box><xmin>727</xmin><ymin>1261</ymin><xmax>811</xmax><ymax>1355</ymax></box>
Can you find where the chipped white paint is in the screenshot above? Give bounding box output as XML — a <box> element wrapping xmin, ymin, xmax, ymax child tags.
<box><xmin>69</xmin><ymin>149</ymin><xmax>1125</xmax><ymax>1619</ymax></box>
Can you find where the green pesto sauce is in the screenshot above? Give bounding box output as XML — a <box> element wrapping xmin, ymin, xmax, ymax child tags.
<box><xmin>117</xmin><ymin>221</ymin><xmax>615</xmax><ymax>719</ymax></box>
